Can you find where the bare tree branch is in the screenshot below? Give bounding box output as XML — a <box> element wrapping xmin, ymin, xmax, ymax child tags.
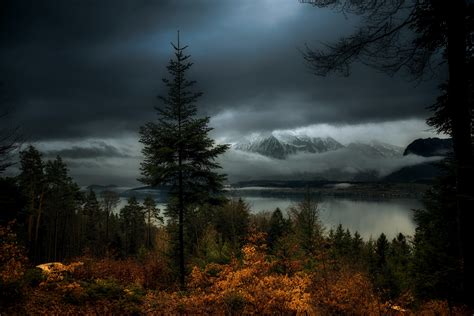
<box><xmin>300</xmin><ymin>0</ymin><xmax>445</xmax><ymax>79</ymax></box>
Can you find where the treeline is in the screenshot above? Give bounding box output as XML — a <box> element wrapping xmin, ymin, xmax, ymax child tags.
<box><xmin>0</xmin><ymin>145</ymin><xmax>464</xmax><ymax>308</ymax></box>
<box><xmin>0</xmin><ymin>145</ymin><xmax>164</xmax><ymax>263</ymax></box>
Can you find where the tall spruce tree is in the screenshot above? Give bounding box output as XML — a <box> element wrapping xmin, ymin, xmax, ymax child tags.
<box><xmin>139</xmin><ymin>32</ymin><xmax>229</xmax><ymax>288</ymax></box>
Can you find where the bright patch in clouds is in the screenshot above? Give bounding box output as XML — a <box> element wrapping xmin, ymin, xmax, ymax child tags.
<box><xmin>274</xmin><ymin>119</ymin><xmax>443</xmax><ymax>147</ymax></box>
<box><xmin>215</xmin><ymin>118</ymin><xmax>444</xmax><ymax>147</ymax></box>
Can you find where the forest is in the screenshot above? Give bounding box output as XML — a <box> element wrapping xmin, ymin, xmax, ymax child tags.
<box><xmin>1</xmin><ymin>0</ymin><xmax>473</xmax><ymax>314</ymax></box>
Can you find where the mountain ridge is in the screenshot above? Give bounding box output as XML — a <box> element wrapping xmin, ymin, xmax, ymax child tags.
<box><xmin>403</xmin><ymin>137</ymin><xmax>452</xmax><ymax>157</ymax></box>
<box><xmin>233</xmin><ymin>132</ymin><xmax>402</xmax><ymax>159</ymax></box>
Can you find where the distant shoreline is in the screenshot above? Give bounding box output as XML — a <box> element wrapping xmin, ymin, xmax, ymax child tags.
<box><xmin>85</xmin><ymin>181</ymin><xmax>429</xmax><ymax>201</ymax></box>
<box><xmin>227</xmin><ymin>182</ymin><xmax>428</xmax><ymax>200</ymax></box>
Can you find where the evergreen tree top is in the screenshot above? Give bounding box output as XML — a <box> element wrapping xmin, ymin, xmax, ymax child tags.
<box><xmin>139</xmin><ymin>34</ymin><xmax>229</xmax><ymax>206</ymax></box>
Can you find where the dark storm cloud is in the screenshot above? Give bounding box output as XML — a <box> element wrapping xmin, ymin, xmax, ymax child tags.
<box><xmin>0</xmin><ymin>0</ymin><xmax>441</xmax><ymax>142</ymax></box>
<box><xmin>44</xmin><ymin>141</ymin><xmax>131</xmax><ymax>159</ymax></box>
<box><xmin>0</xmin><ymin>0</ymin><xmax>231</xmax><ymax>140</ymax></box>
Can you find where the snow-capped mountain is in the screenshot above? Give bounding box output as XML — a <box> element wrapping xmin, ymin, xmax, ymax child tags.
<box><xmin>234</xmin><ymin>133</ymin><xmax>343</xmax><ymax>159</ymax></box>
<box><xmin>223</xmin><ymin>134</ymin><xmax>438</xmax><ymax>182</ymax></box>
<box><xmin>233</xmin><ymin>132</ymin><xmax>403</xmax><ymax>160</ymax></box>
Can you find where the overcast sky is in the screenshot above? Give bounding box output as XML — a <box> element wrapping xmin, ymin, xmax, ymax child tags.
<box><xmin>1</xmin><ymin>0</ymin><xmax>445</xmax><ymax>186</ymax></box>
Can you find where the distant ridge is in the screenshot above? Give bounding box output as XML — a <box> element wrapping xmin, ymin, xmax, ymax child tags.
<box><xmin>85</xmin><ymin>184</ymin><xmax>118</xmax><ymax>191</ymax></box>
<box><xmin>403</xmin><ymin>137</ymin><xmax>452</xmax><ymax>157</ymax></box>
<box><xmin>382</xmin><ymin>137</ymin><xmax>451</xmax><ymax>183</ymax></box>
<box><xmin>383</xmin><ymin>162</ymin><xmax>441</xmax><ymax>183</ymax></box>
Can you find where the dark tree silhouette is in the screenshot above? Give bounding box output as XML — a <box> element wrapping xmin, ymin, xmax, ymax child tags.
<box><xmin>139</xmin><ymin>32</ymin><xmax>229</xmax><ymax>288</ymax></box>
<box><xmin>301</xmin><ymin>0</ymin><xmax>473</xmax><ymax>301</ymax></box>
<box><xmin>100</xmin><ymin>190</ymin><xmax>120</xmax><ymax>242</ymax></box>
<box><xmin>143</xmin><ymin>196</ymin><xmax>163</xmax><ymax>249</ymax></box>
<box><xmin>17</xmin><ymin>146</ymin><xmax>45</xmax><ymax>260</ymax></box>
<box><xmin>119</xmin><ymin>196</ymin><xmax>145</xmax><ymax>256</ymax></box>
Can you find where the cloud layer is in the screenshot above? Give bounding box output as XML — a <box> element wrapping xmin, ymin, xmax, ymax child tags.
<box><xmin>1</xmin><ymin>1</ymin><xmax>446</xmax><ymax>185</ymax></box>
<box><xmin>220</xmin><ymin>147</ymin><xmax>441</xmax><ymax>182</ymax></box>
<box><xmin>2</xmin><ymin>0</ymin><xmax>442</xmax><ymax>143</ymax></box>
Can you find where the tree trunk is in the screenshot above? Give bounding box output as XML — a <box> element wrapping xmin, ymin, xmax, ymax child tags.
<box><xmin>446</xmin><ymin>0</ymin><xmax>474</xmax><ymax>301</ymax></box>
<box><xmin>34</xmin><ymin>189</ymin><xmax>45</xmax><ymax>262</ymax></box>
<box><xmin>27</xmin><ymin>191</ymin><xmax>35</xmax><ymax>243</ymax></box>
<box><xmin>147</xmin><ymin>211</ymin><xmax>152</xmax><ymax>249</ymax></box>
<box><xmin>177</xmin><ymin>32</ymin><xmax>186</xmax><ymax>290</ymax></box>
<box><xmin>106</xmin><ymin>210</ymin><xmax>109</xmax><ymax>242</ymax></box>
<box><xmin>60</xmin><ymin>212</ymin><xmax>68</xmax><ymax>260</ymax></box>
<box><xmin>54</xmin><ymin>208</ymin><xmax>59</xmax><ymax>261</ymax></box>
<box><xmin>178</xmin><ymin>150</ymin><xmax>185</xmax><ymax>289</ymax></box>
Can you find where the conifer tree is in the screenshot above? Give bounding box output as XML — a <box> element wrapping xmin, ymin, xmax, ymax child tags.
<box><xmin>213</xmin><ymin>198</ymin><xmax>250</xmax><ymax>254</ymax></box>
<box><xmin>351</xmin><ymin>231</ymin><xmax>364</xmax><ymax>262</ymax></box>
<box><xmin>100</xmin><ymin>190</ymin><xmax>120</xmax><ymax>242</ymax></box>
<box><xmin>268</xmin><ymin>207</ymin><xmax>287</xmax><ymax>251</ymax></box>
<box><xmin>120</xmin><ymin>196</ymin><xmax>145</xmax><ymax>256</ymax></box>
<box><xmin>143</xmin><ymin>196</ymin><xmax>163</xmax><ymax>249</ymax></box>
<box><xmin>289</xmin><ymin>192</ymin><xmax>323</xmax><ymax>256</ymax></box>
<box><xmin>43</xmin><ymin>156</ymin><xmax>80</xmax><ymax>261</ymax></box>
<box><xmin>82</xmin><ymin>190</ymin><xmax>102</xmax><ymax>254</ymax></box>
<box><xmin>139</xmin><ymin>32</ymin><xmax>228</xmax><ymax>287</ymax></box>
<box><xmin>17</xmin><ymin>145</ymin><xmax>45</xmax><ymax>261</ymax></box>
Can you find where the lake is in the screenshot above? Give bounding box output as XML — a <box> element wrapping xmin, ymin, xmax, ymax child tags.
<box><xmin>114</xmin><ymin>187</ymin><xmax>421</xmax><ymax>240</ymax></box>
<box><xmin>239</xmin><ymin>196</ymin><xmax>420</xmax><ymax>239</ymax></box>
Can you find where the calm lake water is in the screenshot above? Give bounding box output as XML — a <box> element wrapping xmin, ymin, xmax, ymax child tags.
<box><xmin>240</xmin><ymin>196</ymin><xmax>420</xmax><ymax>239</ymax></box>
<box><xmin>114</xmin><ymin>188</ymin><xmax>421</xmax><ymax>240</ymax></box>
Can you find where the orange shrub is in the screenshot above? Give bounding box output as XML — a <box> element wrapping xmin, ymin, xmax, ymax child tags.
<box><xmin>0</xmin><ymin>222</ymin><xmax>28</xmax><ymax>285</ymax></box>
<box><xmin>72</xmin><ymin>254</ymin><xmax>172</xmax><ymax>290</ymax></box>
<box><xmin>145</xmin><ymin>235</ymin><xmax>315</xmax><ymax>314</ymax></box>
<box><xmin>310</xmin><ymin>263</ymin><xmax>381</xmax><ymax>315</ymax></box>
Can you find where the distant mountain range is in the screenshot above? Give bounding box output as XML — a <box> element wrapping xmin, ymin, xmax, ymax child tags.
<box><xmin>233</xmin><ymin>132</ymin><xmax>402</xmax><ymax>159</ymax></box>
<box><xmin>231</xmin><ymin>134</ymin><xmax>452</xmax><ymax>183</ymax></box>
<box><xmin>234</xmin><ymin>134</ymin><xmax>343</xmax><ymax>159</ymax></box>
<box><xmin>86</xmin><ymin>137</ymin><xmax>453</xmax><ymax>192</ymax></box>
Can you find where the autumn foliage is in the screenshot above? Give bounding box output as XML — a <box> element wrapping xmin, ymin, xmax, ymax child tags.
<box><xmin>0</xmin><ymin>222</ymin><xmax>27</xmax><ymax>285</ymax></box>
<box><xmin>1</xmin><ymin>226</ymin><xmax>471</xmax><ymax>315</ymax></box>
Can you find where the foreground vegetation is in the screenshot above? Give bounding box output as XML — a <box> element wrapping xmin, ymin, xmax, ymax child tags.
<box><xmin>1</xmin><ymin>219</ymin><xmax>471</xmax><ymax>315</ymax></box>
